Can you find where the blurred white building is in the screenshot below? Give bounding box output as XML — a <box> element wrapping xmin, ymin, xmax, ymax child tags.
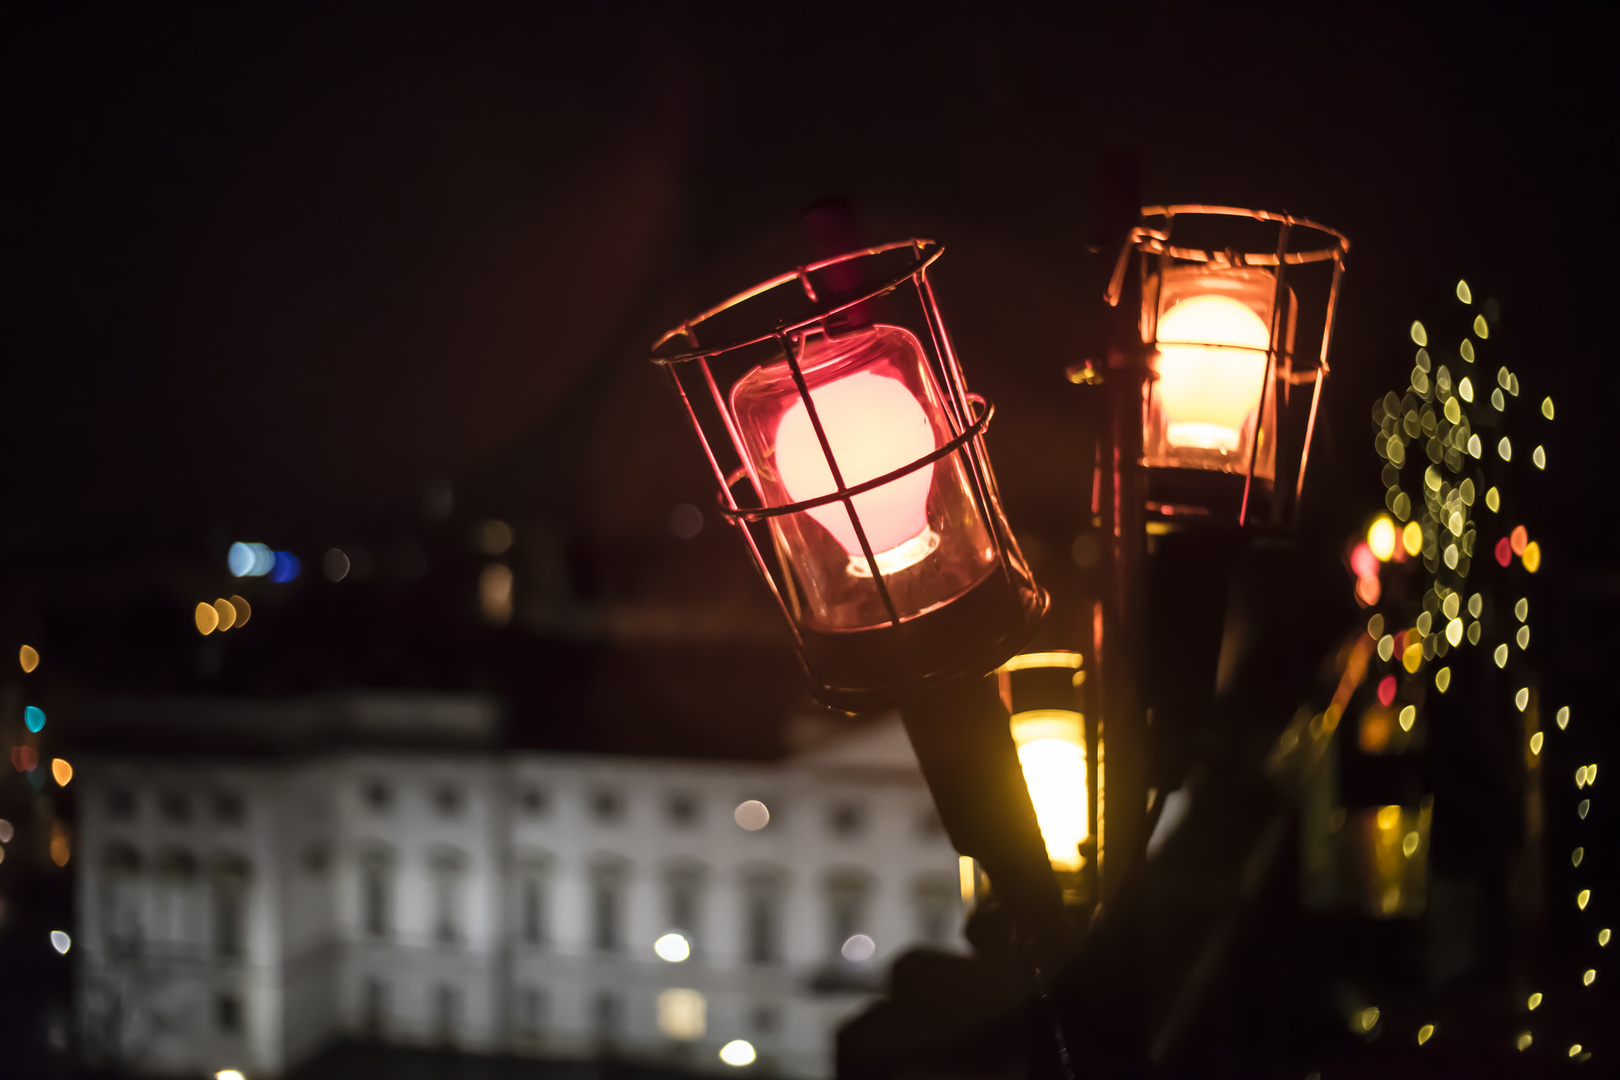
<box><xmin>73</xmin><ymin>694</ymin><xmax>962</xmax><ymax>1078</ymax></box>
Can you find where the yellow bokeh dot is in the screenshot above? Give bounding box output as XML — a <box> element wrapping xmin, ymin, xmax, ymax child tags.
<box><xmin>1401</xmin><ymin>521</ymin><xmax>1423</xmax><ymax>557</ymax></box>
<box><xmin>1368</xmin><ymin>517</ymin><xmax>1397</xmax><ymax>561</ymax></box>
<box><xmin>19</xmin><ymin>645</ymin><xmax>39</xmax><ymax>673</ymax></box>
<box><xmin>195</xmin><ymin>603</ymin><xmax>220</xmax><ymax>636</ymax></box>
<box><xmin>1522</xmin><ymin>541</ymin><xmax>1541</xmax><ymax>573</ymax></box>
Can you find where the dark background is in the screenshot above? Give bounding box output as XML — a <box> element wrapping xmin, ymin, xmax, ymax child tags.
<box><xmin>1</xmin><ymin>2</ymin><xmax>1615</xmax><ymax>1075</ymax></box>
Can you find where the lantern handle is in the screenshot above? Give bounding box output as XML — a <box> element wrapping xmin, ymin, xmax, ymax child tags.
<box><xmin>715</xmin><ymin>394</ymin><xmax>995</xmax><ymax>524</ymax></box>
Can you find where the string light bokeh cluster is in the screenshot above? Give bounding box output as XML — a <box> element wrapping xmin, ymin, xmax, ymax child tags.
<box><xmin>1346</xmin><ymin>279</ymin><xmax>1599</xmax><ymax>1065</ymax></box>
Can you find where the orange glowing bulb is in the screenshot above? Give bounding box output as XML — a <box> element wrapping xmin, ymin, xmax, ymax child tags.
<box><xmin>775</xmin><ymin>371</ymin><xmax>937</xmax><ymax>572</ymax></box>
<box><xmin>1155</xmin><ymin>295</ymin><xmax>1271</xmax><ymax>452</ymax></box>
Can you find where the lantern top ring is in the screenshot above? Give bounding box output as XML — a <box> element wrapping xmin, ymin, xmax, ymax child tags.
<box><xmin>715</xmin><ymin>394</ymin><xmax>994</xmax><ymax>525</ymax></box>
<box><xmin>1108</xmin><ymin>206</ymin><xmax>1349</xmax><ymax>308</ymax></box>
<box><xmin>649</xmin><ymin>239</ymin><xmax>943</xmax><ymax>364</ymax></box>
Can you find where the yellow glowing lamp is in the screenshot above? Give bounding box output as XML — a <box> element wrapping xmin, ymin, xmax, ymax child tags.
<box><xmin>997</xmin><ymin>651</ymin><xmax>1094</xmax><ymax>897</ymax></box>
<box><xmin>1367</xmin><ymin>516</ymin><xmax>1397</xmax><ymax>561</ymax></box>
<box><xmin>1109</xmin><ymin>206</ymin><xmax>1349</xmax><ymax>524</ymax></box>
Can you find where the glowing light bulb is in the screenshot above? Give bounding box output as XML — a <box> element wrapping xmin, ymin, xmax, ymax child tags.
<box><xmin>1368</xmin><ymin>517</ymin><xmax>1397</xmax><ymax>560</ymax></box>
<box><xmin>655</xmin><ymin>933</ymin><xmax>691</xmax><ymax>962</ymax></box>
<box><xmin>1154</xmin><ymin>295</ymin><xmax>1271</xmax><ymax>453</ymax></box>
<box><xmin>775</xmin><ymin>371</ymin><xmax>937</xmax><ymax>575</ymax></box>
<box><xmin>1010</xmin><ymin>710</ymin><xmax>1089</xmax><ymax>871</ymax></box>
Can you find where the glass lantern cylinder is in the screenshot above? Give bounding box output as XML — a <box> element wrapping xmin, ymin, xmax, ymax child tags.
<box><xmin>1108</xmin><ymin>206</ymin><xmax>1350</xmax><ymax>524</ymax></box>
<box><xmin>996</xmin><ymin>650</ymin><xmax>1095</xmax><ymax>906</ymax></box>
<box><xmin>651</xmin><ymin>241</ymin><xmax>1047</xmax><ymax>710</ymax></box>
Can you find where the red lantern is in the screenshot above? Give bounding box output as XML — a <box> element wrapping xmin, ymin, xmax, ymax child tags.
<box><xmin>651</xmin><ymin>241</ymin><xmax>1046</xmax><ymax>709</ymax></box>
<box><xmin>1108</xmin><ymin>206</ymin><xmax>1350</xmax><ymax>523</ymax></box>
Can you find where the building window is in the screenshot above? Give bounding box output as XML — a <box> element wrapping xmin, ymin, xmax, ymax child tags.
<box><xmin>363</xmin><ymin>977</ymin><xmax>388</xmax><ymax>1037</ymax></box>
<box><xmin>362</xmin><ymin>853</ymin><xmax>392</xmax><ymax>939</ymax></box>
<box><xmin>590</xmin><ymin>788</ymin><xmax>624</xmax><ymax>823</ymax></box>
<box><xmin>103</xmin><ymin>844</ymin><xmax>143</xmax><ymax>948</ymax></box>
<box><xmin>433</xmin><ymin>786</ymin><xmax>463</xmax><ymax>817</ymax></box>
<box><xmin>520</xmin><ymin>871</ymin><xmax>548</xmax><ymax>946</ymax></box>
<box><xmin>213</xmin><ymin>792</ymin><xmax>245</xmax><ymax>825</ymax></box>
<box><xmin>745</xmin><ymin>873</ymin><xmax>783</xmax><ymax>966</ymax></box>
<box><xmin>914</xmin><ymin>876</ymin><xmax>957</xmax><ymax>946</ymax></box>
<box><xmin>826</xmin><ymin>871</ymin><xmax>872</xmax><ymax>958</ymax></box>
<box><xmin>666</xmin><ymin>865</ymin><xmax>703</xmax><ymax>947</ymax></box>
<box><xmin>828</xmin><ymin>801</ymin><xmax>865</xmax><ymax>838</ymax></box>
<box><xmin>751</xmin><ymin>1003</ymin><xmax>779</xmax><ymax>1035</ymax></box>
<box><xmin>434</xmin><ymin>983</ymin><xmax>460</xmax><ymax>1043</ymax></box>
<box><xmin>591</xmin><ymin>864</ymin><xmax>624</xmax><ymax>953</ymax></box>
<box><xmin>302</xmin><ymin>843</ymin><xmax>330</xmax><ymax>876</ymax></box>
<box><xmin>667</xmin><ymin>792</ymin><xmax>699</xmax><ymax>826</ymax></box>
<box><xmin>657</xmin><ymin>988</ymin><xmax>706</xmax><ymax>1041</ymax></box>
<box><xmin>216</xmin><ymin>992</ymin><xmax>242</xmax><ymax>1033</ymax></box>
<box><xmin>430</xmin><ymin>850</ymin><xmax>465</xmax><ymax>945</ymax></box>
<box><xmin>154</xmin><ymin>848</ymin><xmax>198</xmax><ymax>946</ymax></box>
<box><xmin>213</xmin><ymin>861</ymin><xmax>250</xmax><ymax>959</ymax></box>
<box><xmin>594</xmin><ymin>992</ymin><xmax>622</xmax><ymax>1039</ymax></box>
<box><xmin>158</xmin><ymin>791</ymin><xmax>191</xmax><ymax>823</ymax></box>
<box><xmin>520</xmin><ymin>787</ymin><xmax>549</xmax><ymax>816</ymax></box>
<box><xmin>520</xmin><ymin>986</ymin><xmax>546</xmax><ymax>1035</ymax></box>
<box><xmin>107</xmin><ymin>788</ymin><xmax>137</xmax><ymax>822</ymax></box>
<box><xmin>363</xmin><ymin>781</ymin><xmax>392</xmax><ymax>813</ymax></box>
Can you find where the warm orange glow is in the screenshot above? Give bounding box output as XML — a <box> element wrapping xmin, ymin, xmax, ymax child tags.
<box><xmin>1401</xmin><ymin>521</ymin><xmax>1422</xmax><ymax>557</ymax></box>
<box><xmin>213</xmin><ymin>598</ymin><xmax>237</xmax><ymax>632</ymax></box>
<box><xmin>1510</xmin><ymin>525</ymin><xmax>1529</xmax><ymax>555</ymax></box>
<box><xmin>1522</xmin><ymin>541</ymin><xmax>1541</xmax><ymax>573</ymax></box>
<box><xmin>1154</xmin><ymin>295</ymin><xmax>1271</xmax><ymax>454</ymax></box>
<box><xmin>1009</xmin><ymin>710</ymin><xmax>1088</xmax><ymax>871</ymax></box>
<box><xmin>776</xmin><ymin>370</ymin><xmax>937</xmax><ymax>572</ymax></box>
<box><xmin>195</xmin><ymin>603</ymin><xmax>219</xmax><ymax>635</ymax></box>
<box><xmin>51</xmin><ymin>758</ymin><xmax>73</xmax><ymax>787</ymax></box>
<box><xmin>230</xmin><ymin>595</ymin><xmax>252</xmax><ymax>627</ymax></box>
<box><xmin>50</xmin><ymin>822</ymin><xmax>70</xmax><ymax>867</ymax></box>
<box><xmin>19</xmin><ymin>645</ymin><xmax>39</xmax><ymax>673</ymax></box>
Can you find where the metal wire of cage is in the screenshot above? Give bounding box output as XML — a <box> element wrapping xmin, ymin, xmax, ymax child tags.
<box><xmin>1107</xmin><ymin>206</ymin><xmax>1350</xmax><ymax>525</ymax></box>
<box><xmin>651</xmin><ymin>240</ymin><xmax>1047</xmax><ymax>709</ymax></box>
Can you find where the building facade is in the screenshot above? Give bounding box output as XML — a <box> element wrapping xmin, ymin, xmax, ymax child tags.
<box><xmin>73</xmin><ymin>696</ymin><xmax>962</xmax><ymax>1078</ymax></box>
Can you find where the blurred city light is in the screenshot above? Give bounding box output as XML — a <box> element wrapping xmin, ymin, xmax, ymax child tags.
<box><xmin>0</xmin><ymin>819</ymin><xmax>11</xmax><ymax>843</ymax></box>
<box><xmin>50</xmin><ymin>930</ymin><xmax>70</xmax><ymax>955</ymax></box>
<box><xmin>230</xmin><ymin>594</ymin><xmax>252</xmax><ymax>626</ymax></box>
<box><xmin>1528</xmin><ymin>991</ymin><xmax>1543</xmax><ymax>1010</ymax></box>
<box><xmin>841</xmin><ymin>933</ymin><xmax>876</xmax><ymax>962</ymax></box>
<box><xmin>734</xmin><ymin>800</ymin><xmax>769</xmax><ymax>831</ymax></box>
<box><xmin>478</xmin><ymin>519</ymin><xmax>515</xmax><ymax>555</ymax></box>
<box><xmin>50</xmin><ymin>822</ymin><xmax>70</xmax><ymax>866</ymax></box>
<box><xmin>1417</xmin><ymin>1023</ymin><xmax>1435</xmax><ymax>1045</ymax></box>
<box><xmin>1516</xmin><ymin>1031</ymin><xmax>1532</xmax><ymax>1051</ymax></box>
<box><xmin>1522</xmin><ymin>541</ymin><xmax>1541</xmax><ymax>573</ymax></box>
<box><xmin>1583</xmin><ymin>969</ymin><xmax>1596</xmax><ymax>987</ymax></box>
<box><xmin>216</xmin><ymin>1071</ymin><xmax>246</xmax><ymax>1080</ymax></box>
<box><xmin>213</xmin><ymin>598</ymin><xmax>238</xmax><ymax>631</ymax></box>
<box><xmin>656</xmin><ymin>988</ymin><xmax>706</xmax><ymax>1040</ymax></box>
<box><xmin>18</xmin><ymin>644</ymin><xmax>39</xmax><ymax>673</ymax></box>
<box><xmin>196</xmin><ymin>602</ymin><xmax>220</xmax><ymax>635</ymax></box>
<box><xmin>1401</xmin><ymin>522</ymin><xmax>1422</xmax><ymax>557</ymax></box>
<box><xmin>1456</xmin><ymin>279</ymin><xmax>1472</xmax><ymax>303</ymax></box>
<box><xmin>654</xmin><ymin>932</ymin><xmax>691</xmax><ymax>962</ymax></box>
<box><xmin>1367</xmin><ymin>516</ymin><xmax>1397</xmax><ymax>561</ymax></box>
<box><xmin>669</xmin><ymin>503</ymin><xmax>704</xmax><ymax>539</ymax></box>
<box><xmin>51</xmin><ymin>758</ymin><xmax>72</xmax><ymax>786</ymax></box>
<box><xmin>1578</xmin><ymin>890</ymin><xmax>1591</xmax><ymax>911</ymax></box>
<box><xmin>270</xmin><ymin>551</ymin><xmax>301</xmax><ymax>583</ymax></box>
<box><xmin>11</xmin><ymin>746</ymin><xmax>38</xmax><ymax>772</ymax></box>
<box><xmin>228</xmin><ymin>542</ymin><xmax>276</xmax><ymax>577</ymax></box>
<box><xmin>480</xmin><ymin>563</ymin><xmax>514</xmax><ymax>626</ymax></box>
<box><xmin>323</xmin><ymin>548</ymin><xmax>350</xmax><ymax>581</ymax></box>
<box><xmin>1600</xmin><ymin>929</ymin><xmax>1611</xmax><ymax>947</ymax></box>
<box><xmin>25</xmin><ymin>705</ymin><xmax>46</xmax><ymax>733</ymax></box>
<box><xmin>720</xmin><ymin>1040</ymin><xmax>756</xmax><ymax>1067</ymax></box>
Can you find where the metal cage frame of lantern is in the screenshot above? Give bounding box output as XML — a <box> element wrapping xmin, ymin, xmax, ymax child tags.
<box><xmin>1106</xmin><ymin>205</ymin><xmax>1350</xmax><ymax>526</ymax></box>
<box><xmin>650</xmin><ymin>240</ymin><xmax>1048</xmax><ymax>711</ymax></box>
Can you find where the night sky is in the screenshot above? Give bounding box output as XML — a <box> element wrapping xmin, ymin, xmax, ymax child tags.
<box><xmin>2</xmin><ymin>4</ymin><xmax>1614</xmax><ymax>753</ymax></box>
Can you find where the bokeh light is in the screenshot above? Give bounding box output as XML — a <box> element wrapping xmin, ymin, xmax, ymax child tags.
<box><xmin>25</xmin><ymin>705</ymin><xmax>46</xmax><ymax>733</ymax></box>
<box><xmin>1494</xmin><ymin>538</ymin><xmax>1512</xmax><ymax>567</ymax></box>
<box><xmin>213</xmin><ymin>598</ymin><xmax>237</xmax><ymax>631</ymax></box>
<box><xmin>720</xmin><ymin>1040</ymin><xmax>756</xmax><ymax>1067</ymax></box>
<box><xmin>1378</xmin><ymin>675</ymin><xmax>1397</xmax><ymax>707</ymax></box>
<box><xmin>51</xmin><ymin>758</ymin><xmax>73</xmax><ymax>786</ymax></box>
<box><xmin>324</xmin><ymin>548</ymin><xmax>351</xmax><ymax>582</ymax></box>
<box><xmin>270</xmin><ymin>551</ymin><xmax>301</xmax><ymax>583</ymax></box>
<box><xmin>1367</xmin><ymin>516</ymin><xmax>1396</xmax><ymax>561</ymax></box>
<box><xmin>228</xmin><ymin>542</ymin><xmax>275</xmax><ymax>577</ymax></box>
<box><xmin>230</xmin><ymin>595</ymin><xmax>252</xmax><ymax>627</ymax></box>
<box><xmin>1401</xmin><ymin>522</ymin><xmax>1422</xmax><ymax>557</ymax></box>
<box><xmin>734</xmin><ymin>800</ymin><xmax>769</xmax><ymax>831</ymax></box>
<box><xmin>478</xmin><ymin>519</ymin><xmax>515</xmax><ymax>556</ymax></box>
<box><xmin>479</xmin><ymin>563</ymin><xmax>515</xmax><ymax>626</ymax></box>
<box><xmin>196</xmin><ymin>602</ymin><xmax>220</xmax><ymax>635</ymax></box>
<box><xmin>50</xmin><ymin>930</ymin><xmax>71</xmax><ymax>955</ymax></box>
<box><xmin>1522</xmin><ymin>541</ymin><xmax>1541</xmax><ymax>573</ymax></box>
<box><xmin>841</xmin><ymin>933</ymin><xmax>876</xmax><ymax>962</ymax></box>
<box><xmin>1509</xmin><ymin>525</ymin><xmax>1528</xmax><ymax>555</ymax></box>
<box><xmin>19</xmin><ymin>645</ymin><xmax>39</xmax><ymax>673</ymax></box>
<box><xmin>654</xmin><ymin>932</ymin><xmax>691</xmax><ymax>962</ymax></box>
<box><xmin>1417</xmin><ymin>1023</ymin><xmax>1435</xmax><ymax>1046</ymax></box>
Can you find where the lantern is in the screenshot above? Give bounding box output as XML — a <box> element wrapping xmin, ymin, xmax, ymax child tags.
<box><xmin>1107</xmin><ymin>206</ymin><xmax>1350</xmax><ymax>523</ymax></box>
<box><xmin>996</xmin><ymin>650</ymin><xmax>1095</xmax><ymax>905</ymax></box>
<box><xmin>651</xmin><ymin>241</ymin><xmax>1047</xmax><ymax>709</ymax></box>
